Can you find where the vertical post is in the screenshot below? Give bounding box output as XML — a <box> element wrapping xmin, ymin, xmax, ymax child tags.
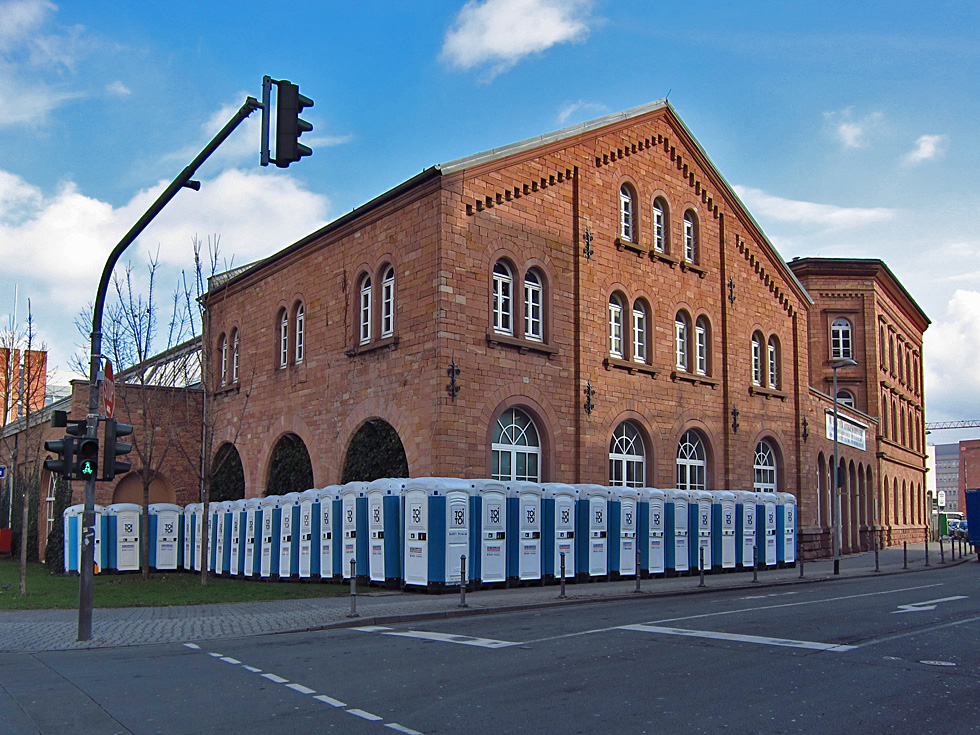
<box><xmin>939</xmin><ymin>536</ymin><xmax>945</xmax><ymax>564</ymax></box>
<box><xmin>698</xmin><ymin>546</ymin><xmax>706</xmax><ymax>588</ymax></box>
<box><xmin>903</xmin><ymin>541</ymin><xmax>908</xmax><ymax>569</ymax></box>
<box><xmin>559</xmin><ymin>552</ymin><xmax>567</xmax><ymax>599</ymax></box>
<box><xmin>874</xmin><ymin>533</ymin><xmax>880</xmax><ymax>572</ymax></box>
<box><xmin>634</xmin><ymin>544</ymin><xmax>641</xmax><ymax>593</ymax></box>
<box><xmin>458</xmin><ymin>555</ymin><xmax>467</xmax><ymax>608</ymax></box>
<box><xmin>924</xmin><ymin>536</ymin><xmax>930</xmax><ymax>567</ymax></box>
<box><xmin>752</xmin><ymin>544</ymin><xmax>759</xmax><ymax>583</ymax></box>
<box><xmin>347</xmin><ymin>558</ymin><xmax>358</xmax><ymax>618</ymax></box>
<box><xmin>798</xmin><ymin>555</ymin><xmax>804</xmax><ymax>579</ymax></box>
<box><xmin>832</xmin><ymin>365</ymin><xmax>841</xmax><ymax>576</ymax></box>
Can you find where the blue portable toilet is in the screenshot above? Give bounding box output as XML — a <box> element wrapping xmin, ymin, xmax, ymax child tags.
<box><xmin>757</xmin><ymin>492</ymin><xmax>778</xmax><ymax>568</ymax></box>
<box><xmin>644</xmin><ymin>489</ymin><xmax>667</xmax><ymax>575</ymax></box>
<box><xmin>711</xmin><ymin>491</ymin><xmax>737</xmax><ymax>571</ymax></box>
<box><xmin>297</xmin><ymin>489</ymin><xmax>319</xmax><ymax>579</ymax></box>
<box><xmin>226</xmin><ymin>500</ymin><xmax>245</xmax><ymax>576</ymax></box>
<box><xmin>367</xmin><ymin>478</ymin><xmax>405</xmax><ymax>588</ymax></box>
<box><xmin>185</xmin><ymin>503</ymin><xmax>204</xmax><ymax>572</ymax></box>
<box><xmin>341</xmin><ymin>483</ymin><xmax>369</xmax><ymax>581</ymax></box>
<box><xmin>316</xmin><ymin>486</ymin><xmax>341</xmax><ymax>581</ymax></box>
<box><xmin>64</xmin><ymin>504</ymin><xmax>107</xmax><ymax>574</ymax></box>
<box><xmin>688</xmin><ymin>490</ymin><xmax>713</xmax><ymax>572</ymax></box>
<box><xmin>471</xmin><ymin>479</ymin><xmax>508</xmax><ymax>587</ymax></box>
<box><xmin>734</xmin><ymin>491</ymin><xmax>758</xmax><ymax>568</ymax></box>
<box><xmin>241</xmin><ymin>498</ymin><xmax>262</xmax><ymax>577</ymax></box>
<box><xmin>148</xmin><ymin>503</ymin><xmax>182</xmax><ymax>571</ymax></box>
<box><xmin>106</xmin><ymin>503</ymin><xmax>142</xmax><ymax>572</ymax></box>
<box><xmin>542</xmin><ymin>483</ymin><xmax>577</xmax><ymax>583</ymax></box>
<box><xmin>505</xmin><ymin>481</ymin><xmax>544</xmax><ymax>584</ymax></box>
<box><xmin>402</xmin><ymin>478</ymin><xmax>475</xmax><ymax>591</ymax></box>
<box><xmin>609</xmin><ymin>487</ymin><xmax>640</xmax><ymax>579</ymax></box>
<box><xmin>258</xmin><ymin>495</ymin><xmax>281</xmax><ymax>578</ymax></box>
<box><xmin>277</xmin><ymin>492</ymin><xmax>301</xmax><ymax>578</ymax></box>
<box><xmin>182</xmin><ymin>503</ymin><xmax>195</xmax><ymax>571</ymax></box>
<box><xmin>664</xmin><ymin>489</ymin><xmax>690</xmax><ymax>574</ymax></box>
<box><xmin>777</xmin><ymin>492</ymin><xmax>797</xmax><ymax>566</ymax></box>
<box><xmin>575</xmin><ymin>485</ymin><xmax>611</xmax><ymax>580</ymax></box>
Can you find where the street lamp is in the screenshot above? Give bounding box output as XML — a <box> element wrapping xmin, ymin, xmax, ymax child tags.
<box><xmin>831</xmin><ymin>357</ymin><xmax>858</xmax><ymax>575</ymax></box>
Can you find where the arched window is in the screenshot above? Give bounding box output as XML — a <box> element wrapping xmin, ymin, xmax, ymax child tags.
<box><xmin>695</xmin><ymin>316</ymin><xmax>709</xmax><ymax>376</ymax></box>
<box><xmin>676</xmin><ymin>429</ymin><xmax>707</xmax><ymax>492</ymax></box>
<box><xmin>620</xmin><ymin>185</ymin><xmax>635</xmax><ymax>242</ymax></box>
<box><xmin>831</xmin><ymin>318</ymin><xmax>853</xmax><ymax>359</ymax></box>
<box><xmin>609</xmin><ymin>294</ymin><xmax>625</xmax><ymax>359</ymax></box>
<box><xmin>837</xmin><ymin>389</ymin><xmax>855</xmax><ymax>408</ymax></box>
<box><xmin>754</xmin><ymin>439</ymin><xmax>778</xmax><ymax>492</ymax></box>
<box><xmin>491</xmin><ymin>408</ymin><xmax>541</xmax><ymax>482</ymax></box>
<box><xmin>767</xmin><ymin>335</ymin><xmax>780</xmax><ymax>389</ymax></box>
<box><xmin>278</xmin><ymin>309</ymin><xmax>289</xmax><ymax>368</ymax></box>
<box><xmin>294</xmin><ymin>303</ymin><xmax>305</xmax><ymax>364</ymax></box>
<box><xmin>879</xmin><ymin>325</ymin><xmax>886</xmax><ymax>368</ymax></box>
<box><xmin>675</xmin><ymin>311</ymin><xmax>690</xmax><ymax>371</ymax></box>
<box><xmin>891</xmin><ymin>399</ymin><xmax>898</xmax><ymax>442</ymax></box>
<box><xmin>881</xmin><ymin>391</ymin><xmax>889</xmax><ymax>436</ymax></box>
<box><xmin>524</xmin><ymin>269</ymin><xmax>543</xmax><ymax>341</ymax></box>
<box><xmin>683</xmin><ymin>210</ymin><xmax>698</xmax><ymax>263</ymax></box>
<box><xmin>381</xmin><ymin>265</ymin><xmax>395</xmax><ymax>338</ymax></box>
<box><xmin>219</xmin><ymin>334</ymin><xmax>228</xmax><ymax>387</ymax></box>
<box><xmin>653</xmin><ymin>197</ymin><xmax>668</xmax><ymax>253</ymax></box>
<box><xmin>492</xmin><ymin>262</ymin><xmax>513</xmax><ymax>335</ymax></box>
<box><xmin>632</xmin><ymin>301</ymin><xmax>648</xmax><ymax>363</ymax></box>
<box><xmin>231</xmin><ymin>329</ymin><xmax>240</xmax><ymax>384</ymax></box>
<box><xmin>751</xmin><ymin>332</ymin><xmax>763</xmax><ymax>386</ymax></box>
<box><xmin>610</xmin><ymin>421</ymin><xmax>645</xmax><ymax>488</ymax></box>
<box><xmin>359</xmin><ymin>274</ymin><xmax>372</xmax><ymax>344</ymax></box>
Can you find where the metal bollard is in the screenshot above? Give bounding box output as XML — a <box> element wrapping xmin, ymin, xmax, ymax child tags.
<box><xmin>939</xmin><ymin>536</ymin><xmax>945</xmax><ymax>564</ymax></box>
<box><xmin>903</xmin><ymin>541</ymin><xmax>908</xmax><ymax>569</ymax></box>
<box><xmin>874</xmin><ymin>534</ymin><xmax>880</xmax><ymax>572</ymax></box>
<box><xmin>347</xmin><ymin>558</ymin><xmax>358</xmax><ymax>618</ymax></box>
<box><xmin>459</xmin><ymin>555</ymin><xmax>468</xmax><ymax>608</ymax></box>
<box><xmin>925</xmin><ymin>537</ymin><xmax>930</xmax><ymax>567</ymax></box>
<box><xmin>559</xmin><ymin>552</ymin><xmax>567</xmax><ymax>599</ymax></box>
<box><xmin>752</xmin><ymin>544</ymin><xmax>759</xmax><ymax>583</ymax></box>
<box><xmin>799</xmin><ymin>555</ymin><xmax>804</xmax><ymax>579</ymax></box>
<box><xmin>698</xmin><ymin>546</ymin><xmax>706</xmax><ymax>588</ymax></box>
<box><xmin>634</xmin><ymin>544</ymin><xmax>642</xmax><ymax>593</ymax></box>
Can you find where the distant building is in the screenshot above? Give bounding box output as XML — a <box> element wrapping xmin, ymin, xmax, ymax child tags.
<box><xmin>932</xmin><ymin>443</ymin><xmax>959</xmax><ymax>512</ymax></box>
<box><xmin>958</xmin><ymin>440</ymin><xmax>980</xmax><ymax>513</ymax></box>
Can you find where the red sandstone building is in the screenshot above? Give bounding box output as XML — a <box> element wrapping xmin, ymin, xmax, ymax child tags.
<box><xmin>204</xmin><ymin>100</ymin><xmax>928</xmax><ymax>556</ymax></box>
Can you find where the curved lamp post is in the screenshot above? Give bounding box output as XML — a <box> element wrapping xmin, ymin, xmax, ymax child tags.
<box><xmin>831</xmin><ymin>357</ymin><xmax>858</xmax><ymax>575</ymax></box>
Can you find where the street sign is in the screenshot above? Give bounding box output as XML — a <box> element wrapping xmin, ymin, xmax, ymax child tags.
<box><xmin>0</xmin><ymin>465</ymin><xmax>6</xmax><ymax>480</ymax></box>
<box><xmin>102</xmin><ymin>360</ymin><xmax>114</xmax><ymax>419</ymax></box>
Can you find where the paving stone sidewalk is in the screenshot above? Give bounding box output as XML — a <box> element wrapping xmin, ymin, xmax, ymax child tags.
<box><xmin>1</xmin><ymin>542</ymin><xmax>973</xmax><ymax>653</ymax></box>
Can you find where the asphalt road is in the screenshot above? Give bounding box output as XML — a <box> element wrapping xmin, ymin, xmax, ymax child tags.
<box><xmin>2</xmin><ymin>563</ymin><xmax>978</xmax><ymax>734</ymax></box>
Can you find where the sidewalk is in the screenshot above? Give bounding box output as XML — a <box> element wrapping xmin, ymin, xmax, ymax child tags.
<box><xmin>1</xmin><ymin>542</ymin><xmax>974</xmax><ymax>653</ymax></box>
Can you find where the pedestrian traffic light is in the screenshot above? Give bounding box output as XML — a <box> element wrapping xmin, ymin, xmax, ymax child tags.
<box><xmin>74</xmin><ymin>438</ymin><xmax>99</xmax><ymax>481</ymax></box>
<box><xmin>44</xmin><ymin>436</ymin><xmax>75</xmax><ymax>479</ymax></box>
<box><xmin>275</xmin><ymin>80</ymin><xmax>313</xmax><ymax>167</ymax></box>
<box><xmin>103</xmin><ymin>418</ymin><xmax>133</xmax><ymax>481</ymax></box>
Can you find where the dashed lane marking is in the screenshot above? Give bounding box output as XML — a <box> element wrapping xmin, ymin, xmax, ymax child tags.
<box><xmin>287</xmin><ymin>683</ymin><xmax>316</xmax><ymax>695</ymax></box>
<box><xmin>261</xmin><ymin>673</ymin><xmax>289</xmax><ymax>683</ymax></box>
<box><xmin>620</xmin><ymin>623</ymin><xmax>857</xmax><ymax>652</ymax></box>
<box><xmin>349</xmin><ymin>709</ymin><xmax>383</xmax><ymax>721</ymax></box>
<box><xmin>220</xmin><ymin>657</ymin><xmax>241</xmax><ymax>664</ymax></box>
<box><xmin>386</xmin><ymin>723</ymin><xmax>424</xmax><ymax>734</ymax></box>
<box><xmin>314</xmin><ymin>694</ymin><xmax>346</xmax><ymax>707</ymax></box>
<box><xmin>243</xmin><ymin>666</ymin><xmax>262</xmax><ymax>673</ymax></box>
<box><xmin>353</xmin><ymin>626</ymin><xmax>393</xmax><ymax>632</ymax></box>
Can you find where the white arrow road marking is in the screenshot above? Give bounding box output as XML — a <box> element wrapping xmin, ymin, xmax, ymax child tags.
<box><xmin>383</xmin><ymin>630</ymin><xmax>520</xmax><ymax>648</ymax></box>
<box><xmin>621</xmin><ymin>624</ymin><xmax>857</xmax><ymax>652</ymax></box>
<box><xmin>892</xmin><ymin>596</ymin><xmax>968</xmax><ymax>614</ymax></box>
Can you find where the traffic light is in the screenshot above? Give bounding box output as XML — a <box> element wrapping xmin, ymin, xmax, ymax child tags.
<box><xmin>103</xmin><ymin>418</ymin><xmax>133</xmax><ymax>481</ymax></box>
<box><xmin>44</xmin><ymin>436</ymin><xmax>75</xmax><ymax>479</ymax></box>
<box><xmin>275</xmin><ymin>80</ymin><xmax>313</xmax><ymax>167</ymax></box>
<box><xmin>74</xmin><ymin>438</ymin><xmax>99</xmax><ymax>481</ymax></box>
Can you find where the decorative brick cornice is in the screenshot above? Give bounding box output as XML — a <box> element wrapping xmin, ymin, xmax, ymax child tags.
<box><xmin>465</xmin><ymin>168</ymin><xmax>575</xmax><ymax>216</ymax></box>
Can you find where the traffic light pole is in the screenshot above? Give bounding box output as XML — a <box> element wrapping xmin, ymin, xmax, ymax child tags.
<box><xmin>77</xmin><ymin>95</ymin><xmax>262</xmax><ymax>641</ymax></box>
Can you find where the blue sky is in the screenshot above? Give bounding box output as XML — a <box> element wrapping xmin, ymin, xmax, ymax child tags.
<box><xmin>2</xmin><ymin>0</ymin><xmax>979</xmax><ymax>442</ymax></box>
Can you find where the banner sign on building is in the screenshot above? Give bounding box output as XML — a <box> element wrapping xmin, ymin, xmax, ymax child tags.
<box><xmin>825</xmin><ymin>411</ymin><xmax>867</xmax><ymax>451</ymax></box>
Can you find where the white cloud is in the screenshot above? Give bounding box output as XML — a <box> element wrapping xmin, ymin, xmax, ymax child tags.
<box><xmin>824</xmin><ymin>109</ymin><xmax>883</xmax><ymax>149</ymax></box>
<box><xmin>924</xmin><ymin>290</ymin><xmax>980</xmax><ymax>421</ymax></box>
<box><xmin>0</xmin><ymin>0</ymin><xmax>55</xmax><ymax>53</ymax></box>
<box><xmin>733</xmin><ymin>186</ymin><xmax>896</xmax><ymax>230</ymax></box>
<box><xmin>903</xmin><ymin>134</ymin><xmax>948</xmax><ymax>165</ymax></box>
<box><xmin>557</xmin><ymin>99</ymin><xmax>607</xmax><ymax>125</ymax></box>
<box><xmin>105</xmin><ymin>80</ymin><xmax>130</xmax><ymax>97</ymax></box>
<box><xmin>441</xmin><ymin>0</ymin><xmax>593</xmax><ymax>78</ymax></box>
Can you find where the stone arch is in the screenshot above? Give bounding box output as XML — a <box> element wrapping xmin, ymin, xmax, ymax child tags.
<box><xmin>265</xmin><ymin>432</ymin><xmax>314</xmax><ymax>496</ymax></box>
<box><xmin>341</xmin><ymin>419</ymin><xmax>409</xmax><ymax>483</ymax></box>
<box><xmin>112</xmin><ymin>471</ymin><xmax>176</xmax><ymax>505</ymax></box>
<box><xmin>210</xmin><ymin>442</ymin><xmax>245</xmax><ymax>502</ymax></box>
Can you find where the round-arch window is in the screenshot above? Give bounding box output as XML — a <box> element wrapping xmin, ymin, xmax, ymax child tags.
<box><xmin>492</xmin><ymin>408</ymin><xmax>541</xmax><ymax>482</ymax></box>
<box><xmin>676</xmin><ymin>429</ymin><xmax>706</xmax><ymax>491</ymax></box>
<box><xmin>754</xmin><ymin>439</ymin><xmax>778</xmax><ymax>492</ymax></box>
<box><xmin>610</xmin><ymin>421</ymin><xmax>645</xmax><ymax>487</ymax></box>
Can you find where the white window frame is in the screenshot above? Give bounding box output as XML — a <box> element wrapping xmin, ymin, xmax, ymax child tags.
<box><xmin>767</xmin><ymin>336</ymin><xmax>778</xmax><ymax>389</ymax></box>
<box><xmin>219</xmin><ymin>335</ymin><xmax>228</xmax><ymax>387</ymax></box>
<box><xmin>492</xmin><ymin>262</ymin><xmax>513</xmax><ymax>335</ymax></box>
<box><xmin>831</xmin><ymin>317</ymin><xmax>852</xmax><ymax>359</ymax></box>
<box><xmin>836</xmin><ymin>390</ymin><xmax>855</xmax><ymax>408</ymax></box>
<box><xmin>359</xmin><ymin>276</ymin><xmax>372</xmax><ymax>345</ymax></box>
<box><xmin>232</xmin><ymin>331</ymin><xmax>239</xmax><ymax>383</ymax></box>
<box><xmin>695</xmin><ymin>317</ymin><xmax>708</xmax><ymax>376</ymax></box>
<box><xmin>279</xmin><ymin>310</ymin><xmax>289</xmax><ymax>368</ymax></box>
<box><xmin>295</xmin><ymin>304</ymin><xmax>305</xmax><ymax>364</ymax></box>
<box><xmin>610</xmin><ymin>421</ymin><xmax>645</xmax><ymax>488</ymax></box>
<box><xmin>609</xmin><ymin>296</ymin><xmax>624</xmax><ymax>358</ymax></box>
<box><xmin>491</xmin><ymin>408</ymin><xmax>541</xmax><ymax>482</ymax></box>
<box><xmin>653</xmin><ymin>199</ymin><xmax>666</xmax><ymax>253</ymax></box>
<box><xmin>524</xmin><ymin>270</ymin><xmax>543</xmax><ymax>342</ymax></box>
<box><xmin>632</xmin><ymin>302</ymin><xmax>647</xmax><ymax>363</ymax></box>
<box><xmin>751</xmin><ymin>334</ymin><xmax>762</xmax><ymax>386</ymax></box>
<box><xmin>675</xmin><ymin>314</ymin><xmax>689</xmax><ymax>371</ymax></box>
<box><xmin>684</xmin><ymin>211</ymin><xmax>697</xmax><ymax>263</ymax></box>
<box><xmin>381</xmin><ymin>266</ymin><xmax>395</xmax><ymax>339</ymax></box>
<box><xmin>677</xmin><ymin>430</ymin><xmax>706</xmax><ymax>492</ymax></box>
<box><xmin>620</xmin><ymin>185</ymin><xmax>634</xmax><ymax>242</ymax></box>
<box><xmin>754</xmin><ymin>439</ymin><xmax>778</xmax><ymax>492</ymax></box>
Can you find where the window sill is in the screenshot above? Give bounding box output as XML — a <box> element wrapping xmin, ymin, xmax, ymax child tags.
<box><xmin>679</xmin><ymin>261</ymin><xmax>707</xmax><ymax>278</ymax></box>
<box><xmin>650</xmin><ymin>251</ymin><xmax>677</xmax><ymax>268</ymax></box>
<box><xmin>487</xmin><ymin>332</ymin><xmax>558</xmax><ymax>356</ymax></box>
<box><xmin>604</xmin><ymin>356</ymin><xmax>658</xmax><ymax>378</ymax></box>
<box><xmin>214</xmin><ymin>383</ymin><xmax>241</xmax><ymax>396</ymax></box>
<box><xmin>615</xmin><ymin>237</ymin><xmax>649</xmax><ymax>256</ymax></box>
<box><xmin>346</xmin><ymin>335</ymin><xmax>399</xmax><ymax>357</ymax></box>
<box><xmin>671</xmin><ymin>370</ymin><xmax>719</xmax><ymax>387</ymax></box>
<box><xmin>749</xmin><ymin>385</ymin><xmax>788</xmax><ymax>401</ymax></box>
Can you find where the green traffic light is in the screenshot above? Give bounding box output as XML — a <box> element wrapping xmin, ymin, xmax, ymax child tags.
<box><xmin>80</xmin><ymin>460</ymin><xmax>97</xmax><ymax>477</ymax></box>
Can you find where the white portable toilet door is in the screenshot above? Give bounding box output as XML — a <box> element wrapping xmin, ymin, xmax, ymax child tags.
<box><xmin>213</xmin><ymin>510</ymin><xmax>225</xmax><ymax>574</ymax></box>
<box><xmin>518</xmin><ymin>493</ymin><xmax>542</xmax><ymax>580</ymax></box>
<box><xmin>481</xmin><ymin>491</ymin><xmax>506</xmax><ymax>583</ymax></box>
<box><xmin>279</xmin><ymin>505</ymin><xmax>293</xmax><ymax>577</ymax></box>
<box><xmin>228</xmin><ymin>510</ymin><xmax>241</xmax><ymax>575</ymax></box>
<box><xmin>554</xmin><ymin>495</ymin><xmax>575</xmax><ymax>579</ymax></box>
<box><xmin>741</xmin><ymin>502</ymin><xmax>756</xmax><ymax>567</ymax></box>
<box><xmin>260</xmin><ymin>505</ymin><xmax>275</xmax><ymax>578</ymax></box>
<box><xmin>243</xmin><ymin>508</ymin><xmax>256</xmax><ymax>575</ymax></box>
<box><xmin>764</xmin><ymin>500</ymin><xmax>778</xmax><ymax>565</ymax></box>
<box><xmin>674</xmin><ymin>499</ymin><xmax>689</xmax><ymax>573</ymax></box>
<box><xmin>620</xmin><ymin>496</ymin><xmax>637</xmax><ymax>576</ymax></box>
<box><xmin>319</xmin><ymin>500</ymin><xmax>333</xmax><ymax>579</ymax></box>
<box><xmin>342</xmin><ymin>495</ymin><xmax>357</xmax><ymax>580</ymax></box>
<box><xmin>404</xmin><ymin>492</ymin><xmax>427</xmax><ymax>586</ymax></box>
<box><xmin>298</xmin><ymin>499</ymin><xmax>314</xmax><ymax>578</ymax></box>
<box><xmin>183</xmin><ymin>511</ymin><xmax>192</xmax><ymax>571</ymax></box>
<box><xmin>117</xmin><ymin>510</ymin><xmax>140</xmax><ymax>571</ymax></box>
<box><xmin>158</xmin><ymin>510</ymin><xmax>179</xmax><ymax>570</ymax></box>
<box><xmin>194</xmin><ymin>510</ymin><xmax>203</xmax><ymax>571</ymax></box>
<box><xmin>368</xmin><ymin>496</ymin><xmax>385</xmax><ymax>583</ymax></box>
<box><xmin>648</xmin><ymin>496</ymin><xmax>665</xmax><ymax>574</ymax></box>
<box><xmin>697</xmin><ymin>496</ymin><xmax>712</xmax><ymax>570</ymax></box>
<box><xmin>589</xmin><ymin>495</ymin><xmax>607</xmax><ymax>577</ymax></box>
<box><xmin>446</xmin><ymin>493</ymin><xmax>470</xmax><ymax>585</ymax></box>
<box><xmin>784</xmin><ymin>502</ymin><xmax>797</xmax><ymax>563</ymax></box>
<box><xmin>721</xmin><ymin>498</ymin><xmax>736</xmax><ymax>568</ymax></box>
